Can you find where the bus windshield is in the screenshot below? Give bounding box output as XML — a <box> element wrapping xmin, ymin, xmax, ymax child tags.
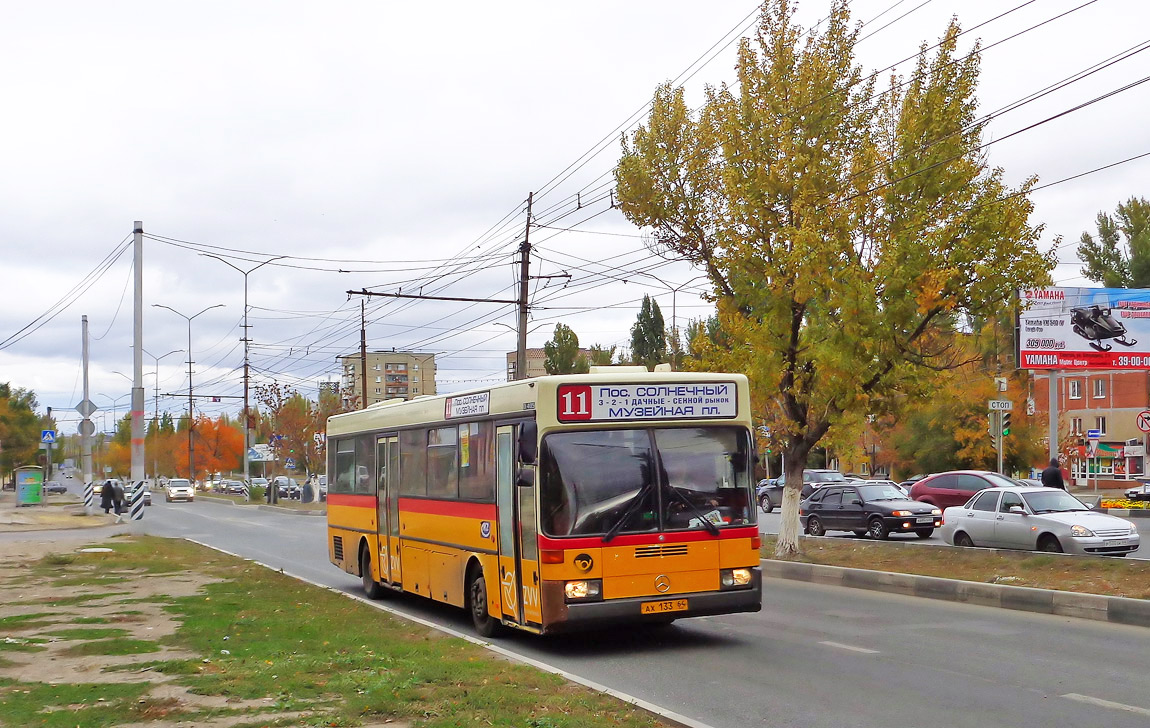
<box><xmin>539</xmin><ymin>426</ymin><xmax>754</xmax><ymax>537</ymax></box>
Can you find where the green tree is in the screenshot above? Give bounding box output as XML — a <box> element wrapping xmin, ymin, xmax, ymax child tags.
<box><xmin>614</xmin><ymin>0</ymin><xmax>1051</xmax><ymax>555</ymax></box>
<box><xmin>543</xmin><ymin>323</ymin><xmax>590</xmax><ymax>374</ymax></box>
<box><xmin>1077</xmin><ymin>197</ymin><xmax>1150</xmax><ymax>288</ymax></box>
<box><xmin>629</xmin><ymin>295</ymin><xmax>667</xmax><ymax>370</ymax></box>
<box><xmin>0</xmin><ymin>383</ymin><xmax>41</xmax><ymax>476</ymax></box>
<box><xmin>587</xmin><ymin>344</ymin><xmax>617</xmax><ymax>366</ymax></box>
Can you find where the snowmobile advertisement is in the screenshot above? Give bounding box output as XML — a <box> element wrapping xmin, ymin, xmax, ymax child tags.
<box><xmin>1020</xmin><ymin>287</ymin><xmax>1150</xmax><ymax>369</ymax></box>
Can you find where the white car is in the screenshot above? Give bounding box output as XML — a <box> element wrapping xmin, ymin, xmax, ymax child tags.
<box><xmin>940</xmin><ymin>486</ymin><xmax>1139</xmax><ymax>556</ymax></box>
<box><xmin>1124</xmin><ymin>482</ymin><xmax>1150</xmax><ymax>501</ymax></box>
<box><xmin>165</xmin><ymin>478</ymin><xmax>195</xmax><ymax>503</ymax></box>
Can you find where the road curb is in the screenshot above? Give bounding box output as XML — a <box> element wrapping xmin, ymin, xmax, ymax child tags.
<box><xmin>762</xmin><ymin>559</ymin><xmax>1150</xmax><ymax>628</ymax></box>
<box><xmin>196</xmin><ymin>495</ymin><xmax>326</xmax><ymax>516</ymax></box>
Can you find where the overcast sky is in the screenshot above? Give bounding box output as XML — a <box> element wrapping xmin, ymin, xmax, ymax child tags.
<box><xmin>3</xmin><ymin>0</ymin><xmax>1149</xmax><ymax>436</ymax></box>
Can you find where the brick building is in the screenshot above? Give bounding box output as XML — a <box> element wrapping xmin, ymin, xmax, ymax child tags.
<box><xmin>1031</xmin><ymin>370</ymin><xmax>1149</xmax><ymax>484</ymax></box>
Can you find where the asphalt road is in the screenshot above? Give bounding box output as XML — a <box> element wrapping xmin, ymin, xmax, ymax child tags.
<box><xmin>756</xmin><ymin>506</ymin><xmax>1149</xmax><ymax>559</ymax></box>
<box><xmin>113</xmin><ymin>496</ymin><xmax>1150</xmax><ymax>728</ymax></box>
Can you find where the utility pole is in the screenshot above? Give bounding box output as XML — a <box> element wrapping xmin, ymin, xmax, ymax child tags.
<box><xmin>516</xmin><ymin>192</ymin><xmax>533</xmax><ymax>381</ymax></box>
<box><xmin>131</xmin><ymin>221</ymin><xmax>145</xmax><ymax>484</ymax></box>
<box><xmin>360</xmin><ymin>300</ymin><xmax>368</xmax><ymax>409</ymax></box>
<box><xmin>80</xmin><ymin>317</ymin><xmax>93</xmax><ymax>484</ymax></box>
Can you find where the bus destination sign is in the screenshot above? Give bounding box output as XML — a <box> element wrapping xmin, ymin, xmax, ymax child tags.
<box><xmin>445</xmin><ymin>391</ymin><xmax>490</xmax><ymax>419</ymax></box>
<box><xmin>556</xmin><ymin>382</ymin><xmax>738</xmax><ymax>422</ymax></box>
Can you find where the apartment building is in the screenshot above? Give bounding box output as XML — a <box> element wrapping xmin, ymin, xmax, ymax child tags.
<box><xmin>504</xmin><ymin>347</ymin><xmax>594</xmax><ymax>380</ymax></box>
<box><xmin>338</xmin><ymin>351</ymin><xmax>436</xmax><ymax>407</ymax></box>
<box><xmin>1031</xmin><ymin>370</ymin><xmax>1150</xmax><ymax>482</ymax></box>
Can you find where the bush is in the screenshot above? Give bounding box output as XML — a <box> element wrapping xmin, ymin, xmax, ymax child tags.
<box><xmin>249</xmin><ymin>485</ymin><xmax>265</xmax><ymax>501</ymax></box>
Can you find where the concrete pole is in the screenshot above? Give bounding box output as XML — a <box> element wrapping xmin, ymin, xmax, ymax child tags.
<box><xmin>516</xmin><ymin>192</ymin><xmax>533</xmax><ymax>381</ymax></box>
<box><xmin>81</xmin><ymin>316</ymin><xmax>93</xmax><ymax>514</ymax></box>
<box><xmin>1049</xmin><ymin>370</ymin><xmax>1059</xmax><ymax>464</ymax></box>
<box><xmin>131</xmin><ymin>222</ymin><xmax>146</xmax><ymax>483</ymax></box>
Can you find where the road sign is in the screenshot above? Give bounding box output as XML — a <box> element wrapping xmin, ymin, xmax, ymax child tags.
<box><xmin>78</xmin><ymin>420</ymin><xmax>95</xmax><ymax>437</ymax></box>
<box><xmin>1086</xmin><ymin>428</ymin><xmax>1102</xmax><ymax>439</ymax></box>
<box><xmin>40</xmin><ymin>430</ymin><xmax>56</xmax><ymax>444</ymax></box>
<box><xmin>285</xmin><ymin>457</ymin><xmax>296</xmax><ymax>469</ymax></box>
<box><xmin>1087</xmin><ymin>440</ymin><xmax>1099</xmax><ymax>457</ymax></box>
<box><xmin>75</xmin><ymin>399</ymin><xmax>98</xmax><ymax>417</ymax></box>
<box><xmin>1138</xmin><ymin>411</ymin><xmax>1150</xmax><ymax>433</ymax></box>
<box><xmin>988</xmin><ymin>400</ymin><xmax>1013</xmax><ymax>411</ymax></box>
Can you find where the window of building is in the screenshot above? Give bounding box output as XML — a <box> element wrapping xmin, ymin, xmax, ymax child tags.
<box><xmin>1068</xmin><ymin>380</ymin><xmax>1081</xmax><ymax>399</ymax></box>
<box><xmin>1093</xmin><ymin>379</ymin><xmax>1106</xmax><ymax>398</ymax></box>
<box><xmin>375</xmin><ymin>376</ymin><xmax>382</xmax><ymax>383</ymax></box>
<box><xmin>1071</xmin><ymin>417</ymin><xmax>1082</xmax><ymax>435</ymax></box>
<box><xmin>1095</xmin><ymin>416</ymin><xmax>1107</xmax><ymax>435</ymax></box>
<box><xmin>374</xmin><ymin>387</ymin><xmax>381</xmax><ymax>394</ymax></box>
<box><xmin>373</xmin><ymin>363</ymin><xmax>381</xmax><ymax>371</ymax></box>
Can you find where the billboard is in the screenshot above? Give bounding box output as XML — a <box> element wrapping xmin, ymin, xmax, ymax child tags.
<box><xmin>1020</xmin><ymin>287</ymin><xmax>1150</xmax><ymax>369</ymax></box>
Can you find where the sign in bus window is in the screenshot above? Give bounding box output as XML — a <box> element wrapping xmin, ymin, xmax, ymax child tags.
<box><xmin>557</xmin><ymin>382</ymin><xmax>738</xmax><ymax>422</ymax></box>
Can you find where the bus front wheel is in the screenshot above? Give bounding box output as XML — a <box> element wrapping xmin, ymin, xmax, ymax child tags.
<box><xmin>468</xmin><ymin>566</ymin><xmax>499</xmax><ymax>638</ymax></box>
<box><xmin>360</xmin><ymin>545</ymin><xmax>384</xmax><ymax>600</ymax></box>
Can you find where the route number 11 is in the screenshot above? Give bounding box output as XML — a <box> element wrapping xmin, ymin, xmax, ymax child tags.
<box><xmin>557</xmin><ymin>385</ymin><xmax>593</xmax><ymax>421</ymax></box>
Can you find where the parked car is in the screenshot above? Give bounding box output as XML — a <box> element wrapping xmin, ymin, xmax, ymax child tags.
<box><xmin>908</xmin><ymin>470</ymin><xmax>1023</xmax><ymax>509</ymax></box>
<box><xmin>1125</xmin><ymin>481</ymin><xmax>1150</xmax><ymax>501</ymax></box>
<box><xmin>800</xmin><ymin>482</ymin><xmax>942</xmax><ymax>539</ymax></box>
<box><xmin>940</xmin><ymin>486</ymin><xmax>1139</xmax><ymax>556</ymax></box>
<box><xmin>43</xmin><ymin>480</ymin><xmax>68</xmax><ymax>495</ymax></box>
<box><xmin>757</xmin><ymin>469</ymin><xmax>849</xmax><ymax>513</ymax></box>
<box><xmin>317</xmin><ymin>474</ymin><xmax>327</xmax><ymax>501</ymax></box>
<box><xmin>272</xmin><ymin>476</ymin><xmax>300</xmax><ymax>499</ymax></box>
<box><xmin>165</xmin><ymin>479</ymin><xmax>195</xmax><ymax>503</ymax></box>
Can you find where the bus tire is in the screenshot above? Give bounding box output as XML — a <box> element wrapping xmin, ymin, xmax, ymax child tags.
<box><xmin>467</xmin><ymin>564</ymin><xmax>499</xmax><ymax>638</ymax></box>
<box><xmin>360</xmin><ymin>544</ymin><xmax>385</xmax><ymax>600</ymax></box>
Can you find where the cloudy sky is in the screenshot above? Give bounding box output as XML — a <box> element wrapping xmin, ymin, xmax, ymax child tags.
<box><xmin>2</xmin><ymin>0</ymin><xmax>1148</xmax><ymax>436</ymax></box>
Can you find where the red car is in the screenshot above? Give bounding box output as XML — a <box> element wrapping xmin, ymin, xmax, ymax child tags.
<box><xmin>908</xmin><ymin>470</ymin><xmax>1023</xmax><ymax>509</ymax></box>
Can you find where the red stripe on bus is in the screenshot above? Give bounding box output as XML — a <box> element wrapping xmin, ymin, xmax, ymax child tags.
<box><xmin>537</xmin><ymin>525</ymin><xmax>759</xmax><ymax>550</ymax></box>
<box><xmin>327</xmin><ymin>493</ymin><xmax>377</xmax><ymax>508</ymax></box>
<box><xmin>398</xmin><ymin>498</ymin><xmax>497</xmax><ymax>520</ymax></box>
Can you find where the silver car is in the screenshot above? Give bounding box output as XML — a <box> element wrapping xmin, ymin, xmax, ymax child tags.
<box><xmin>940</xmin><ymin>486</ymin><xmax>1139</xmax><ymax>556</ymax></box>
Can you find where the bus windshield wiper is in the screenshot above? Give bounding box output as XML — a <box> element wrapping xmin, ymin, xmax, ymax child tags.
<box><xmin>602</xmin><ymin>481</ymin><xmax>656</xmax><ymax>543</ymax></box>
<box><xmin>663</xmin><ymin>484</ymin><xmax>720</xmax><ymax>536</ymax></box>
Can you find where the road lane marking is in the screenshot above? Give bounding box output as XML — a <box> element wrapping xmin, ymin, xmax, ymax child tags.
<box><xmin>819</xmin><ymin>641</ymin><xmax>879</xmax><ymax>654</ymax></box>
<box><xmin>1062</xmin><ymin>693</ymin><xmax>1150</xmax><ymax>717</ymax></box>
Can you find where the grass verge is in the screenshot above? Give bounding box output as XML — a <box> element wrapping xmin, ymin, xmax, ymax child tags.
<box><xmin>0</xmin><ymin>536</ymin><xmax>667</xmax><ymax>728</ymax></box>
<box><xmin>762</xmin><ymin>535</ymin><xmax>1150</xmax><ymax>599</ymax></box>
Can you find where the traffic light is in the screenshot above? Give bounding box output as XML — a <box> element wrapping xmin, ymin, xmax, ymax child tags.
<box><xmin>988</xmin><ymin>412</ymin><xmax>997</xmax><ymax>444</ymax></box>
<box><xmin>1001</xmin><ymin>412</ymin><xmax>1012</xmax><ymax>437</ymax></box>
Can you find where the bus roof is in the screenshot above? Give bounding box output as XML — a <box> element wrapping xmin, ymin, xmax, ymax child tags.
<box><xmin>326</xmin><ymin>370</ymin><xmax>750</xmax><ymax>436</ymax></box>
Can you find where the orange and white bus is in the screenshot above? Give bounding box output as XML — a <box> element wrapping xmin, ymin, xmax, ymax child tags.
<box><xmin>325</xmin><ymin>368</ymin><xmax>761</xmax><ymax>636</ymax></box>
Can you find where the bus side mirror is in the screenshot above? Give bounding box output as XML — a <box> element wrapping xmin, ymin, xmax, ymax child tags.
<box><xmin>516</xmin><ymin>466</ymin><xmax>534</xmax><ymax>488</ymax></box>
<box><xmin>519</xmin><ymin>421</ymin><xmax>537</xmax><ymax>465</ymax></box>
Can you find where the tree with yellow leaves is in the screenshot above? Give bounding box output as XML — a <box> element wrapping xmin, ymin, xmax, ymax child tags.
<box><xmin>615</xmin><ymin>0</ymin><xmax>1052</xmax><ymax>555</ymax></box>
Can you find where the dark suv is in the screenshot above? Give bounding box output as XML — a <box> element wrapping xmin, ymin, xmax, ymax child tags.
<box><xmin>908</xmin><ymin>470</ymin><xmax>1023</xmax><ymax>509</ymax></box>
<box><xmin>757</xmin><ymin>469</ymin><xmax>849</xmax><ymax>513</ymax></box>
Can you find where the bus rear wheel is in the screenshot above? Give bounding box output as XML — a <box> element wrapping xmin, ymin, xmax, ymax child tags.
<box><xmin>360</xmin><ymin>545</ymin><xmax>384</xmax><ymax>600</ymax></box>
<box><xmin>468</xmin><ymin>566</ymin><xmax>499</xmax><ymax>638</ymax></box>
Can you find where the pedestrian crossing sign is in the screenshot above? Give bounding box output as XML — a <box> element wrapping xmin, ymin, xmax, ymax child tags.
<box><xmin>41</xmin><ymin>430</ymin><xmax>56</xmax><ymax>444</ymax></box>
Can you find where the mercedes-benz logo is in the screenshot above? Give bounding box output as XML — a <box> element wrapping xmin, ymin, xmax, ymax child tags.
<box><xmin>655</xmin><ymin>574</ymin><xmax>671</xmax><ymax>593</ymax></box>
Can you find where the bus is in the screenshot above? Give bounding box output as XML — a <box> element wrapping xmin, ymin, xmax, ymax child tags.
<box><xmin>325</xmin><ymin>368</ymin><xmax>761</xmax><ymax>636</ymax></box>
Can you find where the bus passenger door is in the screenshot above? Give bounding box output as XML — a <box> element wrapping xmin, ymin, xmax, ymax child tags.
<box><xmin>518</xmin><ymin>472</ymin><xmax>541</xmax><ymax>626</ymax></box>
<box><xmin>376</xmin><ymin>436</ymin><xmax>399</xmax><ymax>584</ymax></box>
<box><xmin>496</xmin><ymin>426</ymin><xmax>522</xmax><ymax>624</ymax></box>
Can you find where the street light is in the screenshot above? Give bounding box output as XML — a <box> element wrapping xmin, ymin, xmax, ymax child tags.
<box><xmin>95</xmin><ymin>392</ymin><xmax>131</xmax><ymax>435</ymax></box>
<box><xmin>122</xmin><ymin>347</ymin><xmax>183</xmax><ymax>481</ymax></box>
<box><xmin>153</xmin><ymin>303</ymin><xmax>224</xmax><ymax>485</ymax></box>
<box><xmin>200</xmin><ymin>254</ymin><xmax>285</xmax><ymax>491</ymax></box>
<box><xmin>628</xmin><ymin>272</ymin><xmax>709</xmax><ymax>370</ymax></box>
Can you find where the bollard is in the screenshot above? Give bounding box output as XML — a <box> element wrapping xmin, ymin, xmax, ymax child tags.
<box><xmin>83</xmin><ymin>482</ymin><xmax>94</xmax><ymax>515</ymax></box>
<box><xmin>129</xmin><ymin>481</ymin><xmax>145</xmax><ymax>521</ymax></box>
<box><xmin>241</xmin><ymin>483</ymin><xmax>250</xmax><ymax>502</ymax></box>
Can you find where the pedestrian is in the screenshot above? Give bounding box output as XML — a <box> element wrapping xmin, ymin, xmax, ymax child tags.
<box><xmin>112</xmin><ymin>480</ymin><xmax>126</xmax><ymax>523</ymax></box>
<box><xmin>1040</xmin><ymin>457</ymin><xmax>1066</xmax><ymax>490</ymax></box>
<box><xmin>100</xmin><ymin>480</ymin><xmax>115</xmax><ymax>513</ymax></box>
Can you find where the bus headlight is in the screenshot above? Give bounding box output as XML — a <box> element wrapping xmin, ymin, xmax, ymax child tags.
<box><xmin>720</xmin><ymin>568</ymin><xmax>753</xmax><ymax>590</ymax></box>
<box><xmin>564</xmin><ymin>579</ymin><xmax>602</xmax><ymax>602</ymax></box>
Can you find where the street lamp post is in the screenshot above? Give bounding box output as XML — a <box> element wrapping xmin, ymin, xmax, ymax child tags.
<box><xmin>119</xmin><ymin>346</ymin><xmax>182</xmax><ymax>481</ymax></box>
<box><xmin>201</xmin><ymin>254</ymin><xmax>285</xmax><ymax>493</ymax></box>
<box><xmin>154</xmin><ymin>304</ymin><xmax>224</xmax><ymax>485</ymax></box>
<box><xmin>95</xmin><ymin>392</ymin><xmax>129</xmax><ymax>479</ymax></box>
<box><xmin>630</xmin><ymin>272</ymin><xmax>709</xmax><ymax>370</ymax></box>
